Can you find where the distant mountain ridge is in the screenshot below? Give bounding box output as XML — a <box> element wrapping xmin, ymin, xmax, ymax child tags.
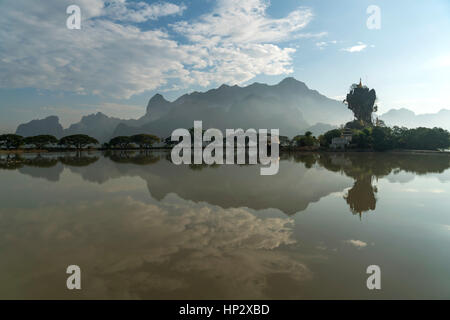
<box><xmin>113</xmin><ymin>77</ymin><xmax>354</xmax><ymax>139</ymax></box>
<box><xmin>379</xmin><ymin>108</ymin><xmax>450</xmax><ymax>130</ymax></box>
<box><xmin>15</xmin><ymin>78</ymin><xmax>353</xmax><ymax>142</ymax></box>
<box><xmin>16</xmin><ymin>115</ymin><xmax>64</xmax><ymax>138</ymax></box>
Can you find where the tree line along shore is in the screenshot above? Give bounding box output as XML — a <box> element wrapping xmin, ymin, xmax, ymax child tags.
<box><xmin>1</xmin><ymin>125</ymin><xmax>449</xmax><ymax>154</ymax></box>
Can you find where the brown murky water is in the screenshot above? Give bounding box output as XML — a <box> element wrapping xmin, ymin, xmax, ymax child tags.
<box><xmin>1</xmin><ymin>151</ymin><xmax>450</xmax><ymax>299</ymax></box>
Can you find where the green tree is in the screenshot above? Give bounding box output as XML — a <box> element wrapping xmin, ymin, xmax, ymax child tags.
<box><xmin>59</xmin><ymin>134</ymin><xmax>99</xmax><ymax>150</ymax></box>
<box><xmin>130</xmin><ymin>134</ymin><xmax>160</xmax><ymax>149</ymax></box>
<box><xmin>391</xmin><ymin>126</ymin><xmax>409</xmax><ymax>149</ymax></box>
<box><xmin>321</xmin><ymin>129</ymin><xmax>342</xmax><ymax>147</ymax></box>
<box><xmin>372</xmin><ymin>126</ymin><xmax>394</xmax><ymax>151</ymax></box>
<box><xmin>292</xmin><ymin>134</ymin><xmax>316</xmax><ymax>147</ymax></box>
<box><xmin>0</xmin><ymin>134</ymin><xmax>24</xmax><ymax>150</ymax></box>
<box><xmin>24</xmin><ymin>135</ymin><xmax>58</xmax><ymax>150</ymax></box>
<box><xmin>400</xmin><ymin>127</ymin><xmax>450</xmax><ymax>150</ymax></box>
<box><xmin>109</xmin><ymin>136</ymin><xmax>131</xmax><ymax>149</ymax></box>
<box><xmin>352</xmin><ymin>128</ymin><xmax>372</xmax><ymax>149</ymax></box>
<box><xmin>348</xmin><ymin>126</ymin><xmax>450</xmax><ymax>151</ymax></box>
<box><xmin>344</xmin><ymin>81</ymin><xmax>377</xmax><ymax>125</ymax></box>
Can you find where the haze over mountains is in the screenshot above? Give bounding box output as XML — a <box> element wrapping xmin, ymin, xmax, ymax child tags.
<box><xmin>15</xmin><ymin>77</ymin><xmax>450</xmax><ymax>142</ymax></box>
<box><xmin>379</xmin><ymin>108</ymin><xmax>450</xmax><ymax>130</ymax></box>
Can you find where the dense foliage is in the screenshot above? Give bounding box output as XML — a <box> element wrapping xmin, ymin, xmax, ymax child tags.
<box><xmin>0</xmin><ymin>134</ymin><xmax>24</xmax><ymax>149</ymax></box>
<box><xmin>0</xmin><ymin>134</ymin><xmax>99</xmax><ymax>150</ymax></box>
<box><xmin>292</xmin><ymin>131</ymin><xmax>317</xmax><ymax>147</ymax></box>
<box><xmin>130</xmin><ymin>134</ymin><xmax>160</xmax><ymax>149</ymax></box>
<box><xmin>109</xmin><ymin>136</ymin><xmax>132</xmax><ymax>149</ymax></box>
<box><xmin>318</xmin><ymin>129</ymin><xmax>341</xmax><ymax>147</ymax></box>
<box><xmin>107</xmin><ymin>134</ymin><xmax>161</xmax><ymax>149</ymax></box>
<box><xmin>344</xmin><ymin>83</ymin><xmax>378</xmax><ymax>125</ymax></box>
<box><xmin>2</xmin><ymin>124</ymin><xmax>449</xmax><ymax>152</ymax></box>
<box><xmin>390</xmin><ymin>126</ymin><xmax>450</xmax><ymax>150</ymax></box>
<box><xmin>58</xmin><ymin>134</ymin><xmax>99</xmax><ymax>149</ymax></box>
<box><xmin>321</xmin><ymin>126</ymin><xmax>450</xmax><ymax>151</ymax></box>
<box><xmin>23</xmin><ymin>135</ymin><xmax>58</xmax><ymax>149</ymax></box>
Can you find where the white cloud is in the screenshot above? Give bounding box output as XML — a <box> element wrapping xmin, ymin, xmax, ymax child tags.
<box><xmin>316</xmin><ymin>40</ymin><xmax>337</xmax><ymax>49</ymax></box>
<box><xmin>168</xmin><ymin>0</ymin><xmax>315</xmax><ymax>87</ymax></box>
<box><xmin>0</xmin><ymin>0</ymin><xmax>314</xmax><ymax>98</ymax></box>
<box><xmin>341</xmin><ymin>42</ymin><xmax>368</xmax><ymax>53</ymax></box>
<box><xmin>104</xmin><ymin>0</ymin><xmax>186</xmax><ymax>22</ymax></box>
<box><xmin>429</xmin><ymin>189</ymin><xmax>445</xmax><ymax>194</ymax></box>
<box><xmin>172</xmin><ymin>0</ymin><xmax>313</xmax><ymax>44</ymax></box>
<box><xmin>344</xmin><ymin>239</ymin><xmax>368</xmax><ymax>248</ymax></box>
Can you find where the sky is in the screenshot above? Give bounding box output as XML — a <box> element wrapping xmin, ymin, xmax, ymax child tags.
<box><xmin>0</xmin><ymin>0</ymin><xmax>449</xmax><ymax>132</ymax></box>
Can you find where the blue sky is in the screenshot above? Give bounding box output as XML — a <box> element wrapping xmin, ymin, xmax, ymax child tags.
<box><xmin>0</xmin><ymin>0</ymin><xmax>449</xmax><ymax>132</ymax></box>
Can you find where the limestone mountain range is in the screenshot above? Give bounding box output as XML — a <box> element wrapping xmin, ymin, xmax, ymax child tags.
<box><xmin>15</xmin><ymin>78</ymin><xmax>449</xmax><ymax>142</ymax></box>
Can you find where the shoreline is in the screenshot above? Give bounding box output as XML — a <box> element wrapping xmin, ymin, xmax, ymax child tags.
<box><xmin>1</xmin><ymin>148</ymin><xmax>449</xmax><ymax>155</ymax></box>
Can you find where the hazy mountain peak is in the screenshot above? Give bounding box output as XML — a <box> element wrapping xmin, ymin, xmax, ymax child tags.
<box><xmin>384</xmin><ymin>108</ymin><xmax>415</xmax><ymax>115</ymax></box>
<box><xmin>16</xmin><ymin>115</ymin><xmax>64</xmax><ymax>138</ymax></box>
<box><xmin>380</xmin><ymin>108</ymin><xmax>450</xmax><ymax>130</ymax></box>
<box><xmin>45</xmin><ymin>115</ymin><xmax>60</xmax><ymax>121</ymax></box>
<box><xmin>76</xmin><ymin>112</ymin><xmax>114</xmax><ymax>123</ymax></box>
<box><xmin>91</xmin><ymin>112</ymin><xmax>108</xmax><ymax>118</ymax></box>
<box><xmin>278</xmin><ymin>77</ymin><xmax>306</xmax><ymax>86</ymax></box>
<box><xmin>148</xmin><ymin>93</ymin><xmax>168</xmax><ymax>104</ymax></box>
<box><xmin>279</xmin><ymin>77</ymin><xmax>298</xmax><ymax>83</ymax></box>
<box><xmin>146</xmin><ymin>93</ymin><xmax>170</xmax><ymax>112</ymax></box>
<box><xmin>275</xmin><ymin>77</ymin><xmax>310</xmax><ymax>95</ymax></box>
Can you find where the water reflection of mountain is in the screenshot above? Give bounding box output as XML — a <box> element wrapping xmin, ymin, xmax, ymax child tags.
<box><xmin>107</xmin><ymin>151</ymin><xmax>354</xmax><ymax>215</ymax></box>
<box><xmin>2</xmin><ymin>151</ymin><xmax>449</xmax><ymax>216</ymax></box>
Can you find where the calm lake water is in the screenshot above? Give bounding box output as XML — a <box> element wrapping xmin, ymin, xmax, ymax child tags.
<box><xmin>1</xmin><ymin>151</ymin><xmax>450</xmax><ymax>299</ymax></box>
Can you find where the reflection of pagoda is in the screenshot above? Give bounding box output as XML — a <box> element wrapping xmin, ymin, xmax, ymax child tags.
<box><xmin>321</xmin><ymin>153</ymin><xmax>379</xmax><ymax>218</ymax></box>
<box><xmin>344</xmin><ymin>175</ymin><xmax>377</xmax><ymax>218</ymax></box>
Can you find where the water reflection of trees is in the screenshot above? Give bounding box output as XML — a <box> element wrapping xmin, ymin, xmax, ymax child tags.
<box><xmin>58</xmin><ymin>155</ymin><xmax>99</xmax><ymax>167</ymax></box>
<box><xmin>0</xmin><ymin>152</ymin><xmax>99</xmax><ymax>173</ymax></box>
<box><xmin>104</xmin><ymin>150</ymin><xmax>161</xmax><ymax>165</ymax></box>
<box><xmin>317</xmin><ymin>154</ymin><xmax>384</xmax><ymax>217</ymax></box>
<box><xmin>290</xmin><ymin>152</ymin><xmax>450</xmax><ymax>216</ymax></box>
<box><xmin>0</xmin><ymin>154</ymin><xmax>25</xmax><ymax>170</ymax></box>
<box><xmin>2</xmin><ymin>151</ymin><xmax>449</xmax><ymax>217</ymax></box>
<box><xmin>0</xmin><ymin>154</ymin><xmax>59</xmax><ymax>170</ymax></box>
